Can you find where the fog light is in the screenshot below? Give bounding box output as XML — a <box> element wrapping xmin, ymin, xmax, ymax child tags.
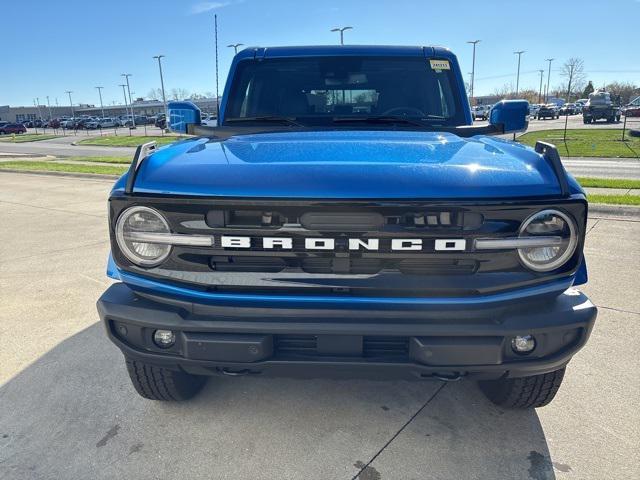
<box><xmin>511</xmin><ymin>335</ymin><xmax>536</xmax><ymax>354</ymax></box>
<box><xmin>153</xmin><ymin>329</ymin><xmax>176</xmax><ymax>348</ymax></box>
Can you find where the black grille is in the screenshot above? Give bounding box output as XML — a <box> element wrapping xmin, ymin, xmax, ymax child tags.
<box><xmin>274</xmin><ymin>335</ymin><xmax>409</xmax><ymax>360</ymax></box>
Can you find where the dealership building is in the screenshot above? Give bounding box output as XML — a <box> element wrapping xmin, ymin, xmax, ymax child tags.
<box><xmin>0</xmin><ymin>98</ymin><xmax>218</xmax><ymax>123</ymax></box>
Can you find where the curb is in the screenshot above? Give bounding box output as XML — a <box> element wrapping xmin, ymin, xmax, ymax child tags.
<box><xmin>0</xmin><ymin>169</ymin><xmax>119</xmax><ymax>180</ymax></box>
<box><xmin>589</xmin><ymin>204</ymin><xmax>640</xmax><ymax>221</ymax></box>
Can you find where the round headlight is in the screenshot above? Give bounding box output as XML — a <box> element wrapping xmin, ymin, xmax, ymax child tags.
<box><xmin>517</xmin><ymin>209</ymin><xmax>578</xmax><ymax>272</ymax></box>
<box><xmin>115</xmin><ymin>206</ymin><xmax>171</xmax><ymax>267</ymax></box>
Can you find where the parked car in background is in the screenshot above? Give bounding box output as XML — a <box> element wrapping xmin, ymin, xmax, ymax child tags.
<box><xmin>529</xmin><ymin>104</ymin><xmax>540</xmax><ymax>118</ymax></box>
<box><xmin>22</xmin><ymin>120</ymin><xmax>34</xmax><ymax>128</ymax></box>
<box><xmin>537</xmin><ymin>104</ymin><xmax>559</xmax><ymax>119</ymax></box>
<box><xmin>154</xmin><ymin>114</ymin><xmax>166</xmax><ymax>128</ymax></box>
<box><xmin>623</xmin><ymin>105</ymin><xmax>640</xmax><ymax>117</ymax></box>
<box><xmin>60</xmin><ymin>119</ymin><xmax>76</xmax><ymax>129</ymax></box>
<box><xmin>559</xmin><ymin>104</ymin><xmax>577</xmax><ymax>115</ymax></box>
<box><xmin>0</xmin><ymin>123</ymin><xmax>27</xmax><ymax>134</ymax></box>
<box><xmin>472</xmin><ymin>105</ymin><xmax>489</xmax><ymax>120</ymax></box>
<box><xmin>201</xmin><ymin>114</ymin><xmax>218</xmax><ymax>127</ymax></box>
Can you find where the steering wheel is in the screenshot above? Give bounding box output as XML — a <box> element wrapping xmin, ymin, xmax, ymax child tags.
<box><xmin>380</xmin><ymin>106</ymin><xmax>426</xmax><ymax>117</ymax></box>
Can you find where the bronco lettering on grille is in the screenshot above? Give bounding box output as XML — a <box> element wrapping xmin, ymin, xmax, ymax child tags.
<box><xmin>219</xmin><ymin>236</ymin><xmax>466</xmax><ymax>251</ymax></box>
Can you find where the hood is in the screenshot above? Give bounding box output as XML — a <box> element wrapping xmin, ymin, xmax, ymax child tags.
<box><xmin>130</xmin><ymin>130</ymin><xmax>563</xmax><ymax>199</ymax></box>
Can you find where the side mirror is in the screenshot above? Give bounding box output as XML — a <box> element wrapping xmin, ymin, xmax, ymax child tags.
<box><xmin>489</xmin><ymin>100</ymin><xmax>529</xmax><ymax>134</ymax></box>
<box><xmin>167</xmin><ymin>101</ymin><xmax>201</xmax><ymax>134</ymax></box>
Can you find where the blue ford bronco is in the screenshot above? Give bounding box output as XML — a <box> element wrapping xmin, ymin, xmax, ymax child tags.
<box><xmin>97</xmin><ymin>45</ymin><xmax>597</xmax><ymax>408</ymax></box>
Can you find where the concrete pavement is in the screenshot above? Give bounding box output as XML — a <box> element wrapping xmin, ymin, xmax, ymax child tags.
<box><xmin>0</xmin><ymin>172</ymin><xmax>638</xmax><ymax>480</ymax></box>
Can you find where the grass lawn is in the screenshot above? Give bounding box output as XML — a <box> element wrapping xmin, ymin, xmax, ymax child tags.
<box><xmin>0</xmin><ymin>134</ymin><xmax>59</xmax><ymax>143</ymax></box>
<box><xmin>57</xmin><ymin>156</ymin><xmax>131</xmax><ymax>164</ymax></box>
<box><xmin>576</xmin><ymin>177</ymin><xmax>640</xmax><ymax>189</ymax></box>
<box><xmin>76</xmin><ymin>135</ymin><xmax>186</xmax><ymax>147</ymax></box>
<box><xmin>587</xmin><ymin>194</ymin><xmax>640</xmax><ymax>206</ymax></box>
<box><xmin>0</xmin><ymin>161</ymin><xmax>127</xmax><ymax>175</ymax></box>
<box><xmin>518</xmin><ymin>129</ymin><xmax>639</xmax><ymax>158</ymax></box>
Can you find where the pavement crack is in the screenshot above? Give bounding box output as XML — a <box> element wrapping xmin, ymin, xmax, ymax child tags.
<box><xmin>586</xmin><ymin>219</ymin><xmax>600</xmax><ymax>235</ymax></box>
<box><xmin>350</xmin><ymin>382</ymin><xmax>447</xmax><ymax>480</ymax></box>
<box><xmin>0</xmin><ymin>199</ymin><xmax>104</xmax><ymax>218</ymax></box>
<box><xmin>596</xmin><ymin>304</ymin><xmax>640</xmax><ymax>316</ymax></box>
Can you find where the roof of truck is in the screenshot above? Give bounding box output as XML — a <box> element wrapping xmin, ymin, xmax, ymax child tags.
<box><xmin>234</xmin><ymin>45</ymin><xmax>456</xmax><ymax>60</ymax></box>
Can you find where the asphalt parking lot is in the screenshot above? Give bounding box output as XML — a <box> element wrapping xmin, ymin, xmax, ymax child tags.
<box><xmin>0</xmin><ymin>172</ymin><xmax>638</xmax><ymax>480</ymax></box>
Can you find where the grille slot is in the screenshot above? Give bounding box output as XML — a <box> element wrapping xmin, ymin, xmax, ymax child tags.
<box><xmin>273</xmin><ymin>335</ymin><xmax>409</xmax><ymax>360</ymax></box>
<box><xmin>398</xmin><ymin>259</ymin><xmax>477</xmax><ymax>275</ymax></box>
<box><xmin>363</xmin><ymin>336</ymin><xmax>410</xmax><ymax>358</ymax></box>
<box><xmin>210</xmin><ymin>256</ymin><xmax>286</xmax><ymax>272</ymax></box>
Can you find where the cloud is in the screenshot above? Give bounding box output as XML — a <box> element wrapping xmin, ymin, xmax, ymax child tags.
<box><xmin>189</xmin><ymin>2</ymin><xmax>231</xmax><ymax>14</ymax></box>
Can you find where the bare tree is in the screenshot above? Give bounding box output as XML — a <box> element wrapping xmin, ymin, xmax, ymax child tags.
<box><xmin>169</xmin><ymin>88</ymin><xmax>190</xmax><ymax>100</ymax></box>
<box><xmin>605</xmin><ymin>81</ymin><xmax>640</xmax><ymax>104</ymax></box>
<box><xmin>560</xmin><ymin>58</ymin><xmax>586</xmax><ymax>102</ymax></box>
<box><xmin>147</xmin><ymin>88</ymin><xmax>163</xmax><ymax>101</ymax></box>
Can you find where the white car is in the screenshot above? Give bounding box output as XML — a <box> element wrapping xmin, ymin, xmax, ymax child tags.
<box><xmin>201</xmin><ymin>114</ymin><xmax>218</xmax><ymax>127</ymax></box>
<box><xmin>472</xmin><ymin>105</ymin><xmax>489</xmax><ymax>120</ymax></box>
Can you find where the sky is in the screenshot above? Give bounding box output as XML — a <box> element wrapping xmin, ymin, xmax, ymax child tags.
<box><xmin>1</xmin><ymin>0</ymin><xmax>638</xmax><ymax>107</ymax></box>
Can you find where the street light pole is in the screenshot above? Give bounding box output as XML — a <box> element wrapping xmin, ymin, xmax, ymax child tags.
<box><xmin>466</xmin><ymin>40</ymin><xmax>480</xmax><ymax>104</ymax></box>
<box><xmin>226</xmin><ymin>43</ymin><xmax>244</xmax><ymax>54</ymax></box>
<box><xmin>121</xmin><ymin>73</ymin><xmax>136</xmax><ymax>128</ymax></box>
<box><xmin>95</xmin><ymin>87</ymin><xmax>105</xmax><ymax>118</ymax></box>
<box><xmin>513</xmin><ymin>51</ymin><xmax>525</xmax><ymax>96</ymax></box>
<box><xmin>34</xmin><ymin>97</ymin><xmax>43</xmax><ymax>121</ymax></box>
<box><xmin>330</xmin><ymin>26</ymin><xmax>353</xmax><ymax>45</ymax></box>
<box><xmin>119</xmin><ymin>84</ymin><xmax>129</xmax><ymax>122</ymax></box>
<box><xmin>153</xmin><ymin>55</ymin><xmax>168</xmax><ymax>123</ymax></box>
<box><xmin>544</xmin><ymin>58</ymin><xmax>554</xmax><ymax>103</ymax></box>
<box><xmin>65</xmin><ymin>91</ymin><xmax>74</xmax><ymax>118</ymax></box>
<box><xmin>538</xmin><ymin>70</ymin><xmax>544</xmax><ymax>104</ymax></box>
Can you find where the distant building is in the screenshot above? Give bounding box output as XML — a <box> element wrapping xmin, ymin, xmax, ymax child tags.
<box><xmin>0</xmin><ymin>98</ymin><xmax>219</xmax><ymax>123</ymax></box>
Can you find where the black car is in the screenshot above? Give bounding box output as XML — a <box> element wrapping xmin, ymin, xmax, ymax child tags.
<box><xmin>537</xmin><ymin>104</ymin><xmax>559</xmax><ymax>120</ymax></box>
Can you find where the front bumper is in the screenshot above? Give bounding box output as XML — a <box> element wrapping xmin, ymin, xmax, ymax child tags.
<box><xmin>97</xmin><ymin>283</ymin><xmax>597</xmax><ymax>381</ymax></box>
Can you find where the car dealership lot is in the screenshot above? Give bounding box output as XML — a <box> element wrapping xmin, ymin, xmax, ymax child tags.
<box><xmin>0</xmin><ymin>173</ymin><xmax>638</xmax><ymax>480</ymax></box>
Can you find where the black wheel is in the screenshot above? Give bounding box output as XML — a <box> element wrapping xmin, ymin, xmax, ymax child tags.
<box><xmin>479</xmin><ymin>367</ymin><xmax>565</xmax><ymax>409</ymax></box>
<box><xmin>125</xmin><ymin>357</ymin><xmax>207</xmax><ymax>401</ymax></box>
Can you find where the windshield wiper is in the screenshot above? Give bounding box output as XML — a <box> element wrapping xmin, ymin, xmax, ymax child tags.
<box><xmin>225</xmin><ymin>116</ymin><xmax>305</xmax><ymax>127</ymax></box>
<box><xmin>331</xmin><ymin>115</ymin><xmax>433</xmax><ymax>128</ymax></box>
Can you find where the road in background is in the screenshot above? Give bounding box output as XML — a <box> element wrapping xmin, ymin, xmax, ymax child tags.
<box><xmin>0</xmin><ymin>172</ymin><xmax>638</xmax><ymax>480</ymax></box>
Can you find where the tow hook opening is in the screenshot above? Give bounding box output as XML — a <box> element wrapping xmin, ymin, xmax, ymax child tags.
<box><xmin>217</xmin><ymin>367</ymin><xmax>260</xmax><ymax>377</ymax></box>
<box><xmin>420</xmin><ymin>372</ymin><xmax>466</xmax><ymax>382</ymax></box>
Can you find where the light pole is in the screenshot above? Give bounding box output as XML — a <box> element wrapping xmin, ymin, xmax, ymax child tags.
<box><xmin>46</xmin><ymin>96</ymin><xmax>53</xmax><ymax>120</ymax></box>
<box><xmin>544</xmin><ymin>58</ymin><xmax>554</xmax><ymax>103</ymax></box>
<box><xmin>34</xmin><ymin>97</ymin><xmax>43</xmax><ymax>121</ymax></box>
<box><xmin>538</xmin><ymin>70</ymin><xmax>544</xmax><ymax>104</ymax></box>
<box><xmin>119</xmin><ymin>84</ymin><xmax>129</xmax><ymax>122</ymax></box>
<box><xmin>65</xmin><ymin>91</ymin><xmax>74</xmax><ymax>118</ymax></box>
<box><xmin>153</xmin><ymin>55</ymin><xmax>168</xmax><ymax>124</ymax></box>
<box><xmin>330</xmin><ymin>26</ymin><xmax>353</xmax><ymax>45</ymax></box>
<box><xmin>513</xmin><ymin>51</ymin><xmax>525</xmax><ymax>96</ymax></box>
<box><xmin>121</xmin><ymin>73</ymin><xmax>136</xmax><ymax>128</ymax></box>
<box><xmin>467</xmin><ymin>40</ymin><xmax>480</xmax><ymax>104</ymax></box>
<box><xmin>226</xmin><ymin>43</ymin><xmax>244</xmax><ymax>54</ymax></box>
<box><xmin>95</xmin><ymin>87</ymin><xmax>105</xmax><ymax>118</ymax></box>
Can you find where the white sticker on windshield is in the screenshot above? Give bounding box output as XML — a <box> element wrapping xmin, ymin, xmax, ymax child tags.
<box><xmin>429</xmin><ymin>59</ymin><xmax>450</xmax><ymax>71</ymax></box>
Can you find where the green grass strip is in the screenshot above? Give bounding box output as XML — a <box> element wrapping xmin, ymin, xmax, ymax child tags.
<box><xmin>0</xmin><ymin>161</ymin><xmax>127</xmax><ymax>175</ymax></box>
<box><xmin>0</xmin><ymin>134</ymin><xmax>59</xmax><ymax>143</ymax></box>
<box><xmin>518</xmin><ymin>129</ymin><xmax>639</xmax><ymax>158</ymax></box>
<box><xmin>587</xmin><ymin>194</ymin><xmax>640</xmax><ymax>206</ymax></box>
<box><xmin>56</xmin><ymin>156</ymin><xmax>131</xmax><ymax>164</ymax></box>
<box><xmin>576</xmin><ymin>177</ymin><xmax>640</xmax><ymax>189</ymax></box>
<box><xmin>76</xmin><ymin>135</ymin><xmax>186</xmax><ymax>147</ymax></box>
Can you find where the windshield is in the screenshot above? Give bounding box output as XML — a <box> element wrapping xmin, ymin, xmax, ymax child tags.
<box><xmin>224</xmin><ymin>56</ymin><xmax>465</xmax><ymax>126</ymax></box>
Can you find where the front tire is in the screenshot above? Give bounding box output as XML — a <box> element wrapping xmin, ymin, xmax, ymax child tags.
<box><xmin>479</xmin><ymin>367</ymin><xmax>566</xmax><ymax>409</ymax></box>
<box><xmin>125</xmin><ymin>357</ymin><xmax>207</xmax><ymax>401</ymax></box>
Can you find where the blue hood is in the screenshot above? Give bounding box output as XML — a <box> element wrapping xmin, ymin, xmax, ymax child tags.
<box><xmin>130</xmin><ymin>130</ymin><xmax>563</xmax><ymax>199</ymax></box>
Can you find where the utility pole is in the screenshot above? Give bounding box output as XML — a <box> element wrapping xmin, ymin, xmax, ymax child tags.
<box><xmin>466</xmin><ymin>40</ymin><xmax>480</xmax><ymax>104</ymax></box>
<box><xmin>34</xmin><ymin>97</ymin><xmax>43</xmax><ymax>120</ymax></box>
<box><xmin>46</xmin><ymin>96</ymin><xmax>52</xmax><ymax>120</ymax></box>
<box><xmin>119</xmin><ymin>84</ymin><xmax>129</xmax><ymax>122</ymax></box>
<box><xmin>513</xmin><ymin>51</ymin><xmax>525</xmax><ymax>96</ymax></box>
<box><xmin>95</xmin><ymin>87</ymin><xmax>105</xmax><ymax>118</ymax></box>
<box><xmin>153</xmin><ymin>55</ymin><xmax>168</xmax><ymax>123</ymax></box>
<box><xmin>65</xmin><ymin>91</ymin><xmax>74</xmax><ymax>118</ymax></box>
<box><xmin>121</xmin><ymin>73</ymin><xmax>136</xmax><ymax>128</ymax></box>
<box><xmin>538</xmin><ymin>70</ymin><xmax>544</xmax><ymax>104</ymax></box>
<box><xmin>330</xmin><ymin>26</ymin><xmax>353</xmax><ymax>45</ymax></box>
<box><xmin>226</xmin><ymin>43</ymin><xmax>244</xmax><ymax>54</ymax></box>
<box><xmin>544</xmin><ymin>58</ymin><xmax>554</xmax><ymax>103</ymax></box>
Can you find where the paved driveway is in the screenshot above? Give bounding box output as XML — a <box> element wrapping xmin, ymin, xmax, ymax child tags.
<box><xmin>0</xmin><ymin>172</ymin><xmax>638</xmax><ymax>480</ymax></box>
